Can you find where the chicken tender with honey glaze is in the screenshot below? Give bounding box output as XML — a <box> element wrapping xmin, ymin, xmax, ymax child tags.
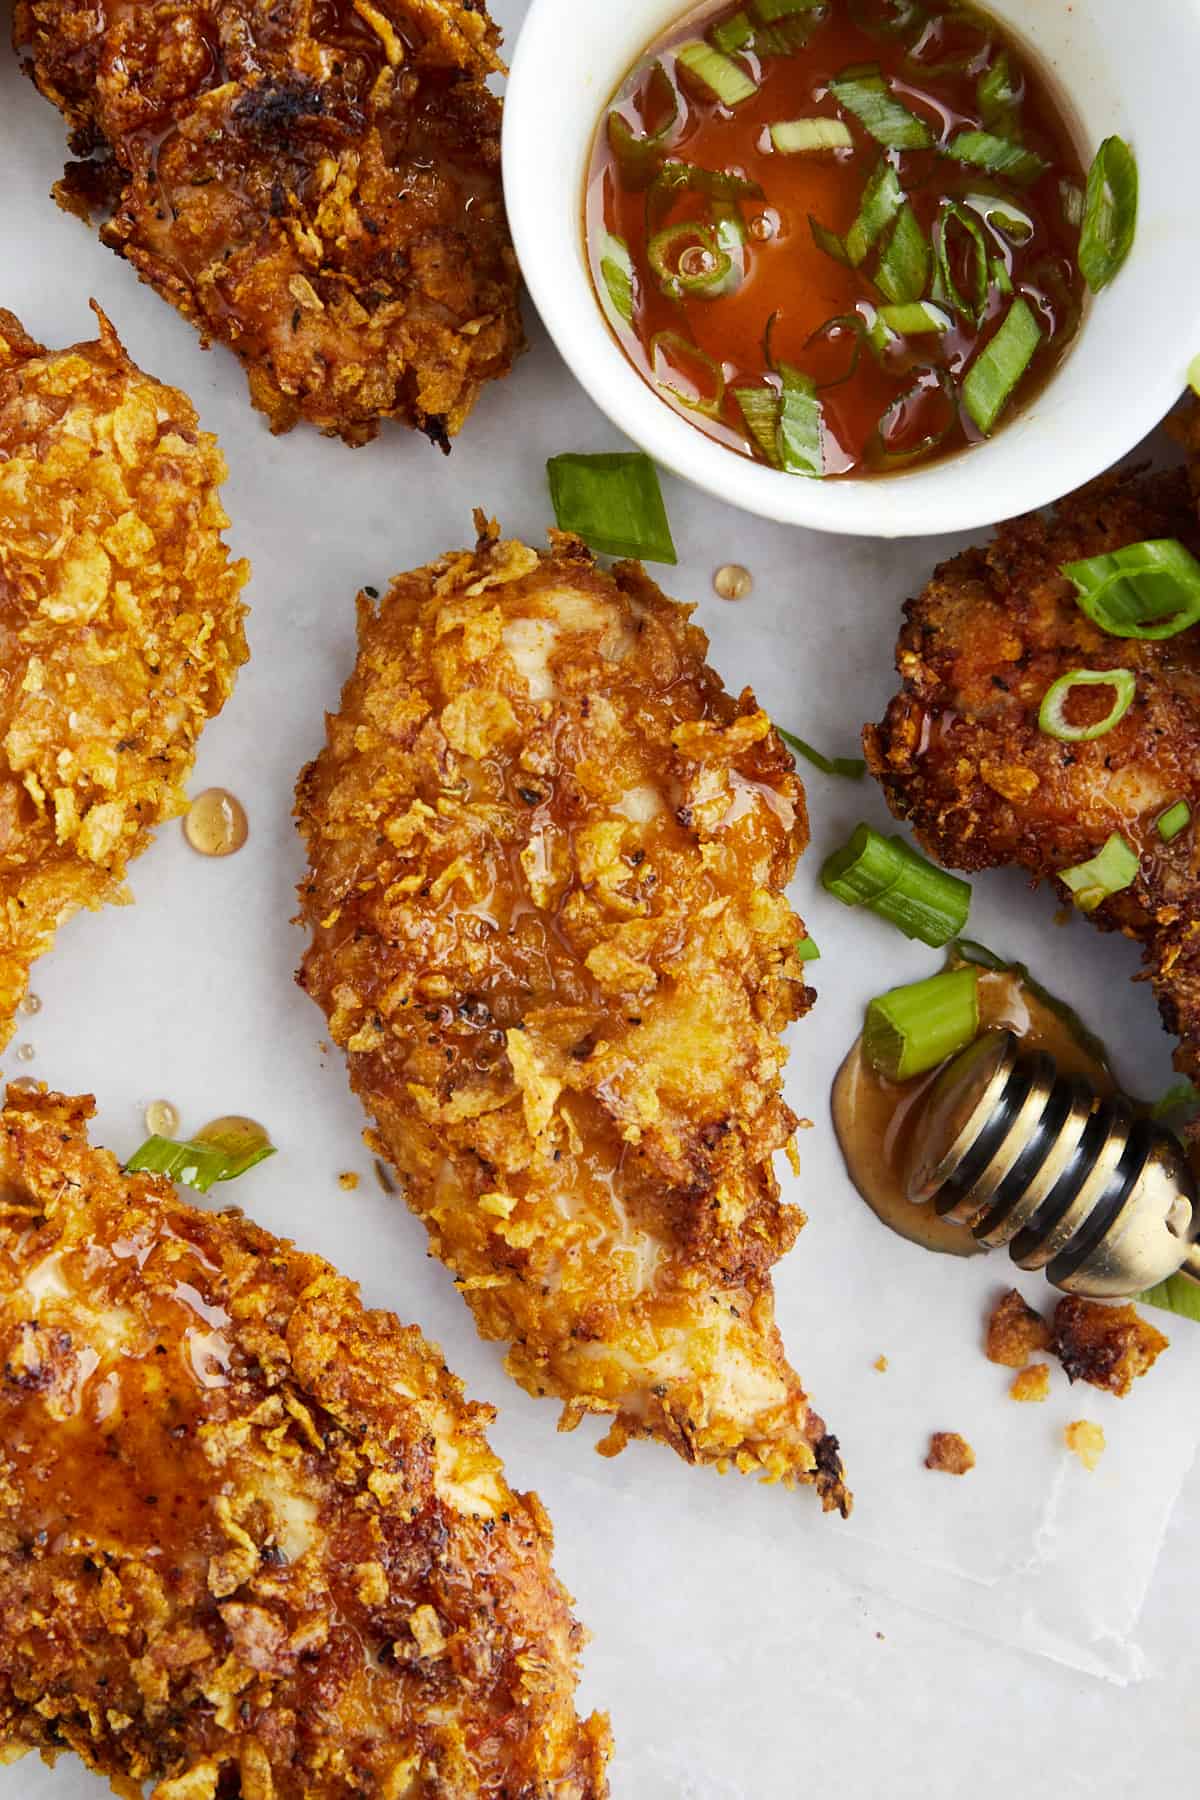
<box><xmin>16</xmin><ymin>0</ymin><xmax>522</xmax><ymax>447</ymax></box>
<box><xmin>0</xmin><ymin>305</ymin><xmax>247</xmax><ymax>1044</ymax></box>
<box><xmin>866</xmin><ymin>467</ymin><xmax>1200</xmax><ymax>1089</ymax></box>
<box><xmin>297</xmin><ymin>522</ymin><xmax>848</xmax><ymax>1512</ymax></box>
<box><xmin>0</xmin><ymin>1086</ymin><xmax>610</xmax><ymax>1798</ymax></box>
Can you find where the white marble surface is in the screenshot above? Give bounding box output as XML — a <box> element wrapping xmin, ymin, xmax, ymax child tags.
<box><xmin>2</xmin><ymin>3</ymin><xmax>1199</xmax><ymax>1792</ymax></box>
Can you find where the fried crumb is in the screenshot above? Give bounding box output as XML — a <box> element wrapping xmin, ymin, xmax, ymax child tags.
<box><xmin>338</xmin><ymin>1170</ymin><xmax>360</xmax><ymax>1191</ymax></box>
<box><xmin>873</xmin><ymin>1355</ymin><xmax>888</xmax><ymax>1373</ymax></box>
<box><xmin>296</xmin><ymin>523</ymin><xmax>848</xmax><ymax>1514</ymax></box>
<box><xmin>1051</xmin><ymin>1296</ymin><xmax>1169</xmax><ymax>1397</ymax></box>
<box><xmin>925</xmin><ymin>1432</ymin><xmax>975</xmax><ymax>1475</ymax></box>
<box><xmin>1065</xmin><ymin>1419</ymin><xmax>1106</xmax><ymax>1470</ymax></box>
<box><xmin>985</xmin><ymin>1288</ymin><xmax>1051</xmax><ymax>1368</ymax></box>
<box><xmin>1009</xmin><ymin>1363</ymin><xmax>1050</xmax><ymax>1403</ymax></box>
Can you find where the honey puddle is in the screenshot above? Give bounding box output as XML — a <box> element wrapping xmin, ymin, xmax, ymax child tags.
<box><xmin>832</xmin><ymin>966</ymin><xmax>1115</xmax><ymax>1257</ymax></box>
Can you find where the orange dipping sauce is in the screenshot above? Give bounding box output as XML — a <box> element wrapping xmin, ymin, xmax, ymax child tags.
<box><xmin>585</xmin><ymin>0</ymin><xmax>1087</xmax><ymax>477</ymax></box>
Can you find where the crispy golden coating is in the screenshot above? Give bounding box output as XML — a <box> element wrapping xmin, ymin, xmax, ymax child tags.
<box><xmin>16</xmin><ymin>0</ymin><xmax>522</xmax><ymax>447</ymax></box>
<box><xmin>296</xmin><ymin>521</ymin><xmax>849</xmax><ymax>1513</ymax></box>
<box><xmin>985</xmin><ymin>1288</ymin><xmax>1051</xmax><ymax>1369</ymax></box>
<box><xmin>0</xmin><ymin>1086</ymin><xmax>610</xmax><ymax>1798</ymax></box>
<box><xmin>865</xmin><ymin>467</ymin><xmax>1200</xmax><ymax>1086</ymax></box>
<box><xmin>0</xmin><ymin>305</ymin><xmax>247</xmax><ymax>1044</ymax></box>
<box><xmin>1051</xmin><ymin>1296</ymin><xmax>1169</xmax><ymax>1397</ymax></box>
<box><xmin>924</xmin><ymin>1432</ymin><xmax>974</xmax><ymax>1475</ymax></box>
<box><xmin>1009</xmin><ymin>1364</ymin><xmax>1050</xmax><ymax>1404</ymax></box>
<box><xmin>1064</xmin><ymin>1419</ymin><xmax>1106</xmax><ymax>1471</ymax></box>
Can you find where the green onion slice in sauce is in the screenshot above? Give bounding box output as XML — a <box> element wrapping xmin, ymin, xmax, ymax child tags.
<box><xmin>1157</xmin><ymin>801</ymin><xmax>1191</xmax><ymax>844</ymax></box>
<box><xmin>829</xmin><ymin>66</ymin><xmax>935</xmax><ymax>149</ymax></box>
<box><xmin>943</xmin><ymin>130</ymin><xmax>1046</xmax><ymax>186</ymax></box>
<box><xmin>770</xmin><ymin>117</ymin><xmax>854</xmax><ymax>153</ymax></box>
<box><xmin>962</xmin><ymin>296</ymin><xmax>1042</xmax><ymax>433</ymax></box>
<box><xmin>546</xmin><ymin>452</ymin><xmax>678</xmax><ymax>564</ymax></box>
<box><xmin>1058</xmin><ymin>833</ymin><xmax>1139</xmax><ymax>913</ymax></box>
<box><xmin>874</xmin><ymin>203</ymin><xmax>930</xmax><ymax>303</ymax></box>
<box><xmin>1037</xmin><ymin>668</ymin><xmax>1136</xmax><ymax>743</ymax></box>
<box><xmin>676</xmin><ymin>38</ymin><xmax>759</xmax><ymax>106</ymax></box>
<box><xmin>1078</xmin><ymin>135</ymin><xmax>1138</xmax><ymax>293</ymax></box>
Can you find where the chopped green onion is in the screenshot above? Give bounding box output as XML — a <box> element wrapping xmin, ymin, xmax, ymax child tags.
<box><xmin>990</xmin><ymin>255</ymin><xmax>1013</xmax><ymax>295</ymax></box>
<box><xmin>943</xmin><ymin>130</ymin><xmax>1046</xmax><ymax>186</ymax></box>
<box><xmin>1158</xmin><ymin>801</ymin><xmax>1191</xmax><ymax>843</ymax></box>
<box><xmin>796</xmin><ymin>933</ymin><xmax>821</xmax><ymax>961</ymax></box>
<box><xmin>126</xmin><ymin>1127</ymin><xmax>276</xmax><ymax>1195</ymax></box>
<box><xmin>1139</xmin><ymin>1274</ymin><xmax>1200</xmax><ymax>1323</ymax></box>
<box><xmin>850</xmin><ymin>0</ymin><xmax>927</xmax><ymax>38</ymax></box>
<box><xmin>867</xmin><ymin>301</ymin><xmax>950</xmax><ymax>355</ymax></box>
<box><xmin>874</xmin><ymin>203</ymin><xmax>930</xmax><ymax>304</ymax></box>
<box><xmin>1189</xmin><ymin>354</ymin><xmax>1200</xmax><ymax>399</ymax></box>
<box><xmin>803</xmin><ymin>312</ymin><xmax>868</xmax><ymax>387</ymax></box>
<box><xmin>872</xmin><ymin>367</ymin><xmax>957</xmax><ymax>467</ymax></box>
<box><xmin>829</xmin><ymin>66</ymin><xmax>934</xmax><ymax>150</ymax></box>
<box><xmin>647</xmin><ymin>221</ymin><xmax>733</xmax><ymax>298</ymax></box>
<box><xmin>1059</xmin><ymin>179</ymin><xmax>1084</xmax><ymax>229</ymax></box>
<box><xmin>1058</xmin><ymin>832</ymin><xmax>1139</xmax><ymax>913</ymax></box>
<box><xmin>976</xmin><ymin>51</ymin><xmax>1022</xmax><ymax>134</ymax></box>
<box><xmin>932</xmin><ymin>200</ymin><xmax>989</xmax><ymax>323</ymax></box>
<box><xmin>650</xmin><ymin>330</ymin><xmax>726</xmax><ymax>418</ymax></box>
<box><xmin>597</xmin><ymin>233</ymin><xmax>636</xmax><ymax>328</ymax></box>
<box><xmin>1062</xmin><ymin>539</ymin><xmax>1200</xmax><ymax>640</ymax></box>
<box><xmin>546</xmin><ymin>452</ymin><xmax>677</xmax><ymax>564</ymax></box>
<box><xmin>845</xmin><ymin>158</ymin><xmax>905</xmax><ymax>266</ymax></box>
<box><xmin>710</xmin><ymin>9</ymin><xmax>755</xmax><ymax>52</ymax></box>
<box><xmin>963</xmin><ymin>192</ymin><xmax>1034</xmax><ymax>245</ymax></box>
<box><xmin>607</xmin><ymin>64</ymin><xmax>681</xmax><ymax>184</ymax></box>
<box><xmin>770</xmin><ymin>118</ymin><xmax>854</xmax><ymax>153</ymax></box>
<box><xmin>776</xmin><ymin>365</ymin><xmax>824</xmax><ymax>477</ymax></box>
<box><xmin>776</xmin><ymin>725</ymin><xmax>866</xmax><ymax>778</ymax></box>
<box><xmin>1150</xmin><ymin>1080</ymin><xmax>1200</xmax><ymax>1124</ymax></box>
<box><xmin>676</xmin><ymin>38</ymin><xmax>758</xmax><ymax>106</ymax></box>
<box><xmin>754</xmin><ymin>0</ymin><xmax>826</xmax><ymax>17</ymax></box>
<box><xmin>863</xmin><ymin>967</ymin><xmax>980</xmax><ymax>1081</ymax></box>
<box><xmin>1078</xmin><ymin>136</ymin><xmax>1137</xmax><ymax>293</ymax></box>
<box><xmin>735</xmin><ymin>384</ymin><xmax>782</xmax><ymax>465</ymax></box>
<box><xmin>1037</xmin><ymin>668</ymin><xmax>1136</xmax><ymax>743</ymax></box>
<box><xmin>647</xmin><ymin>161</ymin><xmax>765</xmax><ymax>221</ymax></box>
<box><xmin>809</xmin><ymin>215</ymin><xmax>851</xmax><ymax>266</ymax></box>
<box><xmin>962</xmin><ymin>297</ymin><xmax>1041</xmax><ymax>433</ymax></box>
<box><xmin>822</xmin><ymin>823</ymin><xmax>971</xmax><ymax>945</ymax></box>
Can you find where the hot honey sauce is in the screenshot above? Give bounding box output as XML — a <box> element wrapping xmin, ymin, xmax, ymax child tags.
<box><xmin>586</xmin><ymin>0</ymin><xmax>1088</xmax><ymax>477</ymax></box>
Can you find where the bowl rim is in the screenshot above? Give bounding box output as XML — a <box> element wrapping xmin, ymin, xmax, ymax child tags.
<box><xmin>502</xmin><ymin>0</ymin><xmax>1200</xmax><ymax>539</ymax></box>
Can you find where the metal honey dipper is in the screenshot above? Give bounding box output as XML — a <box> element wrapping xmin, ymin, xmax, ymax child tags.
<box><xmin>902</xmin><ymin>1029</ymin><xmax>1200</xmax><ymax>1298</ymax></box>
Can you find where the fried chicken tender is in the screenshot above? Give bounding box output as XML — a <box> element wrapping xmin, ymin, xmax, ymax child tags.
<box><xmin>865</xmin><ymin>466</ymin><xmax>1200</xmax><ymax>1086</ymax></box>
<box><xmin>0</xmin><ymin>304</ymin><xmax>247</xmax><ymax>1044</ymax></box>
<box><xmin>296</xmin><ymin>521</ymin><xmax>849</xmax><ymax>1514</ymax></box>
<box><xmin>16</xmin><ymin>0</ymin><xmax>522</xmax><ymax>448</ymax></box>
<box><xmin>0</xmin><ymin>1085</ymin><xmax>610</xmax><ymax>1798</ymax></box>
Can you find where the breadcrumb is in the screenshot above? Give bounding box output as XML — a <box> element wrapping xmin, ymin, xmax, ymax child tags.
<box><xmin>873</xmin><ymin>1355</ymin><xmax>889</xmax><ymax>1373</ymax></box>
<box><xmin>1051</xmin><ymin>1296</ymin><xmax>1169</xmax><ymax>1397</ymax></box>
<box><xmin>1065</xmin><ymin>1419</ymin><xmax>1107</xmax><ymax>1471</ymax></box>
<box><xmin>1009</xmin><ymin>1363</ymin><xmax>1050</xmax><ymax>1403</ymax></box>
<box><xmin>985</xmin><ymin>1288</ymin><xmax>1052</xmax><ymax>1368</ymax></box>
<box><xmin>338</xmin><ymin>1170</ymin><xmax>360</xmax><ymax>1191</ymax></box>
<box><xmin>925</xmin><ymin>1432</ymin><xmax>975</xmax><ymax>1475</ymax></box>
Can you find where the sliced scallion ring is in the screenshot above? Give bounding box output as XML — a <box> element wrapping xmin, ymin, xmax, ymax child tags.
<box><xmin>796</xmin><ymin>933</ymin><xmax>821</xmax><ymax>962</ymax></box>
<box><xmin>1157</xmin><ymin>801</ymin><xmax>1191</xmax><ymax>843</ymax></box>
<box><xmin>710</xmin><ymin>10</ymin><xmax>755</xmax><ymax>53</ymax></box>
<box><xmin>809</xmin><ymin>214</ymin><xmax>851</xmax><ymax>266</ymax></box>
<box><xmin>845</xmin><ymin>158</ymin><xmax>906</xmax><ymax>266</ymax></box>
<box><xmin>546</xmin><ymin>452</ymin><xmax>678</xmax><ymax>563</ymax></box>
<box><xmin>1062</xmin><ymin>539</ymin><xmax>1200</xmax><ymax>640</ymax></box>
<box><xmin>932</xmin><ymin>199</ymin><xmax>989</xmax><ymax>323</ymax></box>
<box><xmin>962</xmin><ymin>191</ymin><xmax>1034</xmax><ymax>246</ymax></box>
<box><xmin>650</xmin><ymin>330</ymin><xmax>726</xmax><ymax>417</ymax></box>
<box><xmin>849</xmin><ymin>0</ymin><xmax>927</xmax><ymax>39</ymax></box>
<box><xmin>829</xmin><ymin>66</ymin><xmax>935</xmax><ymax>149</ymax></box>
<box><xmin>871</xmin><ymin>366</ymin><xmax>958</xmax><ymax>467</ymax></box>
<box><xmin>867</xmin><ymin>300</ymin><xmax>951</xmax><ymax>355</ymax></box>
<box><xmin>943</xmin><ymin>130</ymin><xmax>1046</xmax><ymax>185</ymax></box>
<box><xmin>776</xmin><ymin>364</ymin><xmax>824</xmax><ymax>477</ymax></box>
<box><xmin>875</xmin><ymin>203</ymin><xmax>930</xmax><ymax>304</ymax></box>
<box><xmin>755</xmin><ymin>0</ymin><xmax>828</xmax><ymax>17</ymax></box>
<box><xmin>1037</xmin><ymin>668</ymin><xmax>1135</xmax><ymax>743</ymax></box>
<box><xmin>597</xmin><ymin>233</ymin><xmax>636</xmax><ymax>328</ymax></box>
<box><xmin>1058</xmin><ymin>833</ymin><xmax>1139</xmax><ymax>913</ymax></box>
<box><xmin>803</xmin><ymin>312</ymin><xmax>868</xmax><ymax>388</ymax></box>
<box><xmin>607</xmin><ymin>63</ymin><xmax>681</xmax><ymax>185</ymax></box>
<box><xmin>735</xmin><ymin>384</ymin><xmax>782</xmax><ymax>465</ymax></box>
<box><xmin>647</xmin><ymin>221</ymin><xmax>733</xmax><ymax>298</ymax></box>
<box><xmin>961</xmin><ymin>296</ymin><xmax>1041</xmax><ymax>434</ymax></box>
<box><xmin>1078</xmin><ymin>135</ymin><xmax>1137</xmax><ymax>293</ymax></box>
<box><xmin>126</xmin><ymin>1129</ymin><xmax>276</xmax><ymax>1194</ymax></box>
<box><xmin>822</xmin><ymin>823</ymin><xmax>971</xmax><ymax>945</ymax></box>
<box><xmin>676</xmin><ymin>38</ymin><xmax>758</xmax><ymax>107</ymax></box>
<box><xmin>769</xmin><ymin>117</ymin><xmax>854</xmax><ymax>153</ymax></box>
<box><xmin>1059</xmin><ymin>179</ymin><xmax>1084</xmax><ymax>230</ymax></box>
<box><xmin>976</xmin><ymin>51</ymin><xmax>1022</xmax><ymax>133</ymax></box>
<box><xmin>863</xmin><ymin>967</ymin><xmax>980</xmax><ymax>1081</ymax></box>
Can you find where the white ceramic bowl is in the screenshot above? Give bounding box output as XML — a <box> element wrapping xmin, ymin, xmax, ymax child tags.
<box><xmin>504</xmin><ymin>0</ymin><xmax>1200</xmax><ymax>538</ymax></box>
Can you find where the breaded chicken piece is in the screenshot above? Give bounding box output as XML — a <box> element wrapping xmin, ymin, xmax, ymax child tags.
<box><xmin>0</xmin><ymin>1086</ymin><xmax>610</xmax><ymax>1798</ymax></box>
<box><xmin>865</xmin><ymin>466</ymin><xmax>1200</xmax><ymax>1087</ymax></box>
<box><xmin>16</xmin><ymin>0</ymin><xmax>522</xmax><ymax>448</ymax></box>
<box><xmin>0</xmin><ymin>305</ymin><xmax>247</xmax><ymax>1043</ymax></box>
<box><xmin>296</xmin><ymin>520</ymin><xmax>849</xmax><ymax>1514</ymax></box>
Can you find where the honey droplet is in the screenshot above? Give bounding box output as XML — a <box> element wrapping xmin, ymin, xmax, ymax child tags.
<box><xmin>9</xmin><ymin>1076</ymin><xmax>39</xmax><ymax>1094</ymax></box>
<box><xmin>19</xmin><ymin>993</ymin><xmax>41</xmax><ymax>1016</ymax></box>
<box><xmin>184</xmin><ymin>789</ymin><xmax>248</xmax><ymax>858</ymax></box>
<box><xmin>15</xmin><ymin>1044</ymin><xmax>34</xmax><ymax>1064</ymax></box>
<box><xmin>195</xmin><ymin>1115</ymin><xmax>272</xmax><ymax>1158</ymax></box>
<box><xmin>145</xmin><ymin>1099</ymin><xmax>180</xmax><ymax>1138</ymax></box>
<box><xmin>714</xmin><ymin>563</ymin><xmax>753</xmax><ymax>601</ymax></box>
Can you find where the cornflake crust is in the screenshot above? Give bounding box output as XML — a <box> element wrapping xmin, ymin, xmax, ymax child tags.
<box><xmin>1051</xmin><ymin>1296</ymin><xmax>1169</xmax><ymax>1398</ymax></box>
<box><xmin>1009</xmin><ymin>1364</ymin><xmax>1050</xmax><ymax>1404</ymax></box>
<box><xmin>1064</xmin><ymin>1420</ymin><xmax>1106</xmax><ymax>1472</ymax></box>
<box><xmin>297</xmin><ymin>519</ymin><xmax>849</xmax><ymax>1514</ymax></box>
<box><xmin>985</xmin><ymin>1288</ymin><xmax>1051</xmax><ymax>1369</ymax></box>
<box><xmin>16</xmin><ymin>0</ymin><xmax>523</xmax><ymax>448</ymax></box>
<box><xmin>0</xmin><ymin>1086</ymin><xmax>611</xmax><ymax>1798</ymax></box>
<box><xmin>925</xmin><ymin>1432</ymin><xmax>975</xmax><ymax>1476</ymax></box>
<box><xmin>0</xmin><ymin>304</ymin><xmax>248</xmax><ymax>1043</ymax></box>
